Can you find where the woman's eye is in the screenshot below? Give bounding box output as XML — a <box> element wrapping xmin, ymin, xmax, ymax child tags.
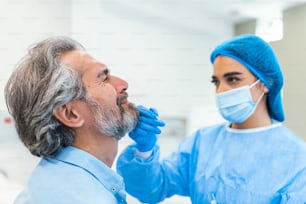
<box><xmin>227</xmin><ymin>77</ymin><xmax>239</xmax><ymax>83</ymax></box>
<box><xmin>211</xmin><ymin>79</ymin><xmax>219</xmax><ymax>86</ymax></box>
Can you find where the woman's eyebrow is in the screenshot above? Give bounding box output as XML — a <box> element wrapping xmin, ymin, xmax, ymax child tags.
<box><xmin>223</xmin><ymin>71</ymin><xmax>242</xmax><ymax>78</ymax></box>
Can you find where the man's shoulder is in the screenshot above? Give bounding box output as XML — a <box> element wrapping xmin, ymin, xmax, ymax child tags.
<box><xmin>20</xmin><ymin>158</ymin><xmax>117</xmax><ymax>203</ymax></box>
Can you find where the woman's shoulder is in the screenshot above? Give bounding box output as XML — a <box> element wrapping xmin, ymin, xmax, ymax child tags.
<box><xmin>182</xmin><ymin>123</ymin><xmax>228</xmax><ymax>146</ymax></box>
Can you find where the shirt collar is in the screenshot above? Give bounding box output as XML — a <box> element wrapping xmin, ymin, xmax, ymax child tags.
<box><xmin>50</xmin><ymin>146</ymin><xmax>124</xmax><ymax>194</ymax></box>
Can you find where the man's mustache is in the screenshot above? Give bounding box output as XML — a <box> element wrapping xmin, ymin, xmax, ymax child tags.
<box><xmin>117</xmin><ymin>92</ymin><xmax>128</xmax><ymax>106</ymax></box>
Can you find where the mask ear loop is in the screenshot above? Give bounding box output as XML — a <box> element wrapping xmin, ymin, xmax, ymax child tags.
<box><xmin>255</xmin><ymin>92</ymin><xmax>265</xmax><ymax>104</ymax></box>
<box><xmin>249</xmin><ymin>79</ymin><xmax>260</xmax><ymax>88</ymax></box>
<box><xmin>252</xmin><ymin>80</ymin><xmax>265</xmax><ymax>105</ymax></box>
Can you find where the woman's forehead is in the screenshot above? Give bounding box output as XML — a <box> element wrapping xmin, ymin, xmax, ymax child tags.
<box><xmin>213</xmin><ymin>55</ymin><xmax>254</xmax><ymax>76</ymax></box>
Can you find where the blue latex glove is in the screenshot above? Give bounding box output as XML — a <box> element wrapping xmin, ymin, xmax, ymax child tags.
<box><xmin>129</xmin><ymin>105</ymin><xmax>165</xmax><ymax>152</ymax></box>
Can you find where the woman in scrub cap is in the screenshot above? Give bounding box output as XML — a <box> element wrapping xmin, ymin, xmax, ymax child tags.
<box><xmin>117</xmin><ymin>34</ymin><xmax>306</xmax><ymax>203</ymax></box>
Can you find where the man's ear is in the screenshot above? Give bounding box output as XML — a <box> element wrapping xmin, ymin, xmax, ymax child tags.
<box><xmin>53</xmin><ymin>103</ymin><xmax>84</xmax><ymax>128</ymax></box>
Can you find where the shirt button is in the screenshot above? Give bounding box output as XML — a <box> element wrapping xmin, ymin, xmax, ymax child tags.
<box><xmin>112</xmin><ymin>187</ymin><xmax>116</xmax><ymax>192</ymax></box>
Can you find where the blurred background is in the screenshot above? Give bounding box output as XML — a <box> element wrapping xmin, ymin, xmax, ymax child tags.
<box><xmin>0</xmin><ymin>0</ymin><xmax>306</xmax><ymax>203</ymax></box>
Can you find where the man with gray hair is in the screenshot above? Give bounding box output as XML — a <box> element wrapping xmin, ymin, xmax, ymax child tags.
<box><xmin>5</xmin><ymin>36</ymin><xmax>139</xmax><ymax>204</ymax></box>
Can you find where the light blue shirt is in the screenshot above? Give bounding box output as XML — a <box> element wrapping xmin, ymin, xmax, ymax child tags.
<box><xmin>117</xmin><ymin>123</ymin><xmax>306</xmax><ymax>204</ymax></box>
<box><xmin>15</xmin><ymin>146</ymin><xmax>127</xmax><ymax>204</ymax></box>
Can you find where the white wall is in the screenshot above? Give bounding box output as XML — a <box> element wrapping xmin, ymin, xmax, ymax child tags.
<box><xmin>274</xmin><ymin>4</ymin><xmax>306</xmax><ymax>140</ymax></box>
<box><xmin>0</xmin><ymin>1</ymin><xmax>234</xmax><ymax>203</ymax></box>
<box><xmin>70</xmin><ymin>0</ymin><xmax>233</xmax><ymax>120</ymax></box>
<box><xmin>0</xmin><ymin>110</ymin><xmax>39</xmax><ymax>203</ymax></box>
<box><xmin>0</xmin><ymin>1</ymin><xmax>71</xmax><ymax>203</ymax></box>
<box><xmin>0</xmin><ymin>0</ymin><xmax>71</xmax><ymax>111</ymax></box>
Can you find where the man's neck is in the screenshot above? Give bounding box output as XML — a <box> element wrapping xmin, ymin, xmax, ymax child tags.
<box><xmin>72</xmin><ymin>133</ymin><xmax>118</xmax><ymax>167</ymax></box>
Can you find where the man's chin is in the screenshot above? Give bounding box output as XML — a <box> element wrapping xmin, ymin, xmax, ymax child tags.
<box><xmin>118</xmin><ymin>132</ymin><xmax>129</xmax><ymax>140</ymax></box>
<box><xmin>121</xmin><ymin>102</ymin><xmax>137</xmax><ymax>113</ymax></box>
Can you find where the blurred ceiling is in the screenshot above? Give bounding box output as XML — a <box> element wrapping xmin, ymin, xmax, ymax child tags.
<box><xmin>188</xmin><ymin>0</ymin><xmax>304</xmax><ymax>23</ymax></box>
<box><xmin>102</xmin><ymin>0</ymin><xmax>305</xmax><ymax>35</ymax></box>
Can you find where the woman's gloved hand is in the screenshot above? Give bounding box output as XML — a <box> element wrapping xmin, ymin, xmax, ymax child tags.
<box><xmin>129</xmin><ymin>105</ymin><xmax>165</xmax><ymax>152</ymax></box>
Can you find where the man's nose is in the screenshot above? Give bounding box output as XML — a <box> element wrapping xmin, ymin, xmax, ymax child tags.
<box><xmin>109</xmin><ymin>75</ymin><xmax>128</xmax><ymax>93</ymax></box>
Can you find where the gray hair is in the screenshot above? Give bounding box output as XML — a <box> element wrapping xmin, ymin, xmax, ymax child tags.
<box><xmin>5</xmin><ymin>36</ymin><xmax>87</xmax><ymax>157</ymax></box>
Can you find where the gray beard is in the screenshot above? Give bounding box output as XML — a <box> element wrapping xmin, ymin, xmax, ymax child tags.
<box><xmin>86</xmin><ymin>98</ymin><xmax>139</xmax><ymax>140</ymax></box>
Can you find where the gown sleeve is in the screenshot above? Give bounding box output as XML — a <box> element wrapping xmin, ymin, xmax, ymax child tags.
<box><xmin>279</xmin><ymin>167</ymin><xmax>306</xmax><ymax>204</ymax></box>
<box><xmin>116</xmin><ymin>135</ymin><xmax>196</xmax><ymax>203</ymax></box>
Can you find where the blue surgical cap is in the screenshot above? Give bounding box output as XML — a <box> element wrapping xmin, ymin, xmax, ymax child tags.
<box><xmin>210</xmin><ymin>34</ymin><xmax>284</xmax><ymax>122</ymax></box>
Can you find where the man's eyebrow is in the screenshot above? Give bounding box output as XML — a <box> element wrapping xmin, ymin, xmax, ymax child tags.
<box><xmin>97</xmin><ymin>68</ymin><xmax>110</xmax><ymax>78</ymax></box>
<box><xmin>102</xmin><ymin>68</ymin><xmax>109</xmax><ymax>75</ymax></box>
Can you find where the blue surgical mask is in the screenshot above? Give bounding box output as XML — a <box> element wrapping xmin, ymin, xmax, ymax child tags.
<box><xmin>216</xmin><ymin>80</ymin><xmax>264</xmax><ymax>123</ymax></box>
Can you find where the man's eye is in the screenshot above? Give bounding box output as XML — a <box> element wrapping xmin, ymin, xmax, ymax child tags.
<box><xmin>102</xmin><ymin>76</ymin><xmax>109</xmax><ymax>82</ymax></box>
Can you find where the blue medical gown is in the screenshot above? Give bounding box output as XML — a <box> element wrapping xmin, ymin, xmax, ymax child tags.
<box><xmin>117</xmin><ymin>123</ymin><xmax>306</xmax><ymax>203</ymax></box>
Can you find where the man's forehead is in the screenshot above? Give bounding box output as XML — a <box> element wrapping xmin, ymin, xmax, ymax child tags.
<box><xmin>60</xmin><ymin>50</ymin><xmax>86</xmax><ymax>68</ymax></box>
<box><xmin>60</xmin><ymin>50</ymin><xmax>106</xmax><ymax>72</ymax></box>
